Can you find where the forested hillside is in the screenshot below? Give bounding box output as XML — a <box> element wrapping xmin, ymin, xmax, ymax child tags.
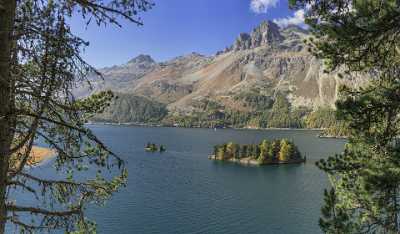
<box><xmin>92</xmin><ymin>93</ymin><xmax>168</xmax><ymax>124</ymax></box>
<box><xmin>93</xmin><ymin>90</ymin><xmax>348</xmax><ymax>135</ymax></box>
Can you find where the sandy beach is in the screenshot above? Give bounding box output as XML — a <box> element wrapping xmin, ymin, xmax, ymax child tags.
<box><xmin>27</xmin><ymin>146</ymin><xmax>55</xmax><ymax>165</ymax></box>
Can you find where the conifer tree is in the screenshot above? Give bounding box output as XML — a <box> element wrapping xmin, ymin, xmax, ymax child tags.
<box><xmin>269</xmin><ymin>140</ymin><xmax>281</xmax><ymax>160</ymax></box>
<box><xmin>279</xmin><ymin>139</ymin><xmax>292</xmax><ymax>162</ymax></box>
<box><xmin>0</xmin><ymin>0</ymin><xmax>153</xmax><ymax>233</ymax></box>
<box><xmin>241</xmin><ymin>145</ymin><xmax>248</xmax><ymax>158</ymax></box>
<box><xmin>291</xmin><ymin>0</ymin><xmax>400</xmax><ymax>232</ymax></box>
<box><xmin>259</xmin><ymin>140</ymin><xmax>270</xmax><ymax>162</ymax></box>
<box><xmin>247</xmin><ymin>144</ymin><xmax>253</xmax><ymax>158</ymax></box>
<box><xmin>254</xmin><ymin>145</ymin><xmax>261</xmax><ymax>159</ymax></box>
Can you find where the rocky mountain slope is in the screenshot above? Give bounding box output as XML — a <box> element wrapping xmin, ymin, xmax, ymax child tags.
<box><xmin>82</xmin><ymin>21</ymin><xmax>365</xmax><ymax>127</ymax></box>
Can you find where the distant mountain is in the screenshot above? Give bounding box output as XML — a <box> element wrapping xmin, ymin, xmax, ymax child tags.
<box><xmin>74</xmin><ymin>54</ymin><xmax>158</xmax><ymax>97</ymax></box>
<box><xmin>81</xmin><ymin>21</ymin><xmax>365</xmax><ymax>129</ymax></box>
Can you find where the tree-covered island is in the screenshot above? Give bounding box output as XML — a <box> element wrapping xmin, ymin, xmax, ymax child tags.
<box><xmin>145</xmin><ymin>143</ymin><xmax>166</xmax><ymax>152</ymax></box>
<box><xmin>209</xmin><ymin>139</ymin><xmax>305</xmax><ymax>166</ymax></box>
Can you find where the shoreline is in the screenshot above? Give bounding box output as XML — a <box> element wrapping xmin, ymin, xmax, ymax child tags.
<box><xmin>86</xmin><ymin>122</ymin><xmax>348</xmax><ymax>139</ymax></box>
<box><xmin>318</xmin><ymin>135</ymin><xmax>348</xmax><ymax>139</ymax></box>
<box><xmin>28</xmin><ymin>146</ymin><xmax>55</xmax><ymax>166</ymax></box>
<box><xmin>208</xmin><ymin>155</ymin><xmax>306</xmax><ymax>166</ymax></box>
<box><xmin>86</xmin><ymin>122</ymin><xmax>324</xmax><ymax>131</ymax></box>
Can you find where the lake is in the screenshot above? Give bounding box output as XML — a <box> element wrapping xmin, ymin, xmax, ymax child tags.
<box><xmin>29</xmin><ymin>126</ymin><xmax>346</xmax><ymax>233</ymax></box>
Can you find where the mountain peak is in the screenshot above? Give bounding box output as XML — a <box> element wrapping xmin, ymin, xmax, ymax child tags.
<box><xmin>233</xmin><ymin>20</ymin><xmax>283</xmax><ymax>51</ymax></box>
<box><xmin>250</xmin><ymin>20</ymin><xmax>283</xmax><ymax>47</ymax></box>
<box><xmin>127</xmin><ymin>54</ymin><xmax>155</xmax><ymax>64</ymax></box>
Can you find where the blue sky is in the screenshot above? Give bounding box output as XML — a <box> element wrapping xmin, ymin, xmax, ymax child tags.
<box><xmin>70</xmin><ymin>0</ymin><xmax>303</xmax><ymax>68</ymax></box>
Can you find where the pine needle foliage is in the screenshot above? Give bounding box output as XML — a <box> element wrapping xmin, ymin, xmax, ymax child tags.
<box><xmin>290</xmin><ymin>0</ymin><xmax>400</xmax><ymax>232</ymax></box>
<box><xmin>0</xmin><ymin>0</ymin><xmax>153</xmax><ymax>233</ymax></box>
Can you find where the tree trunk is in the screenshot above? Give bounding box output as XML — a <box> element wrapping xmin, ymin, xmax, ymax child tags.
<box><xmin>0</xmin><ymin>1</ymin><xmax>16</xmax><ymax>233</ymax></box>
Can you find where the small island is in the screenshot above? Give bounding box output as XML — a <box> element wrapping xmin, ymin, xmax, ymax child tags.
<box><xmin>209</xmin><ymin>139</ymin><xmax>305</xmax><ymax>166</ymax></box>
<box><xmin>145</xmin><ymin>143</ymin><xmax>166</xmax><ymax>152</ymax></box>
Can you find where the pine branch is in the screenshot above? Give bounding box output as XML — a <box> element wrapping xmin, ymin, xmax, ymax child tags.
<box><xmin>74</xmin><ymin>0</ymin><xmax>147</xmax><ymax>26</ymax></box>
<box><xmin>6</xmin><ymin>205</ymin><xmax>81</xmax><ymax>217</ymax></box>
<box><xmin>18</xmin><ymin>110</ymin><xmax>123</xmax><ymax>164</ymax></box>
<box><xmin>6</xmin><ymin>180</ymin><xmax>37</xmax><ymax>198</ymax></box>
<box><xmin>16</xmin><ymin>172</ymin><xmax>106</xmax><ymax>192</ymax></box>
<box><xmin>9</xmin><ymin>218</ymin><xmax>48</xmax><ymax>232</ymax></box>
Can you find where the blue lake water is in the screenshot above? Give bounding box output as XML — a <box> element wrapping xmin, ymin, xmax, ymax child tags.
<box><xmin>19</xmin><ymin>126</ymin><xmax>346</xmax><ymax>234</ymax></box>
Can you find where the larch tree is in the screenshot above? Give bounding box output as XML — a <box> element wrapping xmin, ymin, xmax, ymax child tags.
<box><xmin>278</xmin><ymin>139</ymin><xmax>291</xmax><ymax>162</ymax></box>
<box><xmin>269</xmin><ymin>140</ymin><xmax>280</xmax><ymax>160</ymax></box>
<box><xmin>290</xmin><ymin>0</ymin><xmax>400</xmax><ymax>232</ymax></box>
<box><xmin>258</xmin><ymin>140</ymin><xmax>270</xmax><ymax>162</ymax></box>
<box><xmin>226</xmin><ymin>142</ymin><xmax>236</xmax><ymax>159</ymax></box>
<box><xmin>0</xmin><ymin>0</ymin><xmax>152</xmax><ymax>233</ymax></box>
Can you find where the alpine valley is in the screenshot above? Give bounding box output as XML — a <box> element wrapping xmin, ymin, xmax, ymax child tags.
<box><xmin>77</xmin><ymin>21</ymin><xmax>364</xmax><ymax>135</ymax></box>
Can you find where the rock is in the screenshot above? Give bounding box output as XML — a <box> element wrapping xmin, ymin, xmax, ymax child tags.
<box><xmin>250</xmin><ymin>21</ymin><xmax>283</xmax><ymax>48</ymax></box>
<box><xmin>233</xmin><ymin>21</ymin><xmax>284</xmax><ymax>51</ymax></box>
<box><xmin>234</xmin><ymin>33</ymin><xmax>251</xmax><ymax>51</ymax></box>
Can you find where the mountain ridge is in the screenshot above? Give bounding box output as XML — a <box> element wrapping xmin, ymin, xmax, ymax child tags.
<box><xmin>79</xmin><ymin>21</ymin><xmax>365</xmax><ymax>129</ymax></box>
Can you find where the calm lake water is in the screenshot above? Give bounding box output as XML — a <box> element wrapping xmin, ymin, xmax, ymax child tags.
<box><xmin>21</xmin><ymin>126</ymin><xmax>346</xmax><ymax>234</ymax></box>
